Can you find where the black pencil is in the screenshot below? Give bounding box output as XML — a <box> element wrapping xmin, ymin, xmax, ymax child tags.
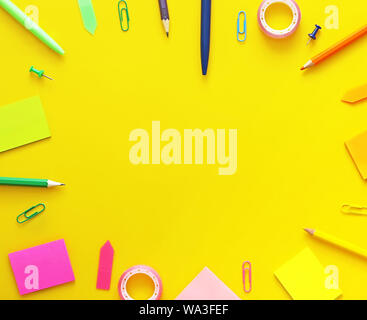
<box><xmin>158</xmin><ymin>0</ymin><xmax>170</xmax><ymax>37</ymax></box>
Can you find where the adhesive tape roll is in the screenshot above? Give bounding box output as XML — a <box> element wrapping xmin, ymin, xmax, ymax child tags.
<box><xmin>118</xmin><ymin>265</ymin><xmax>162</xmax><ymax>300</ymax></box>
<box><xmin>257</xmin><ymin>0</ymin><xmax>301</xmax><ymax>38</ymax></box>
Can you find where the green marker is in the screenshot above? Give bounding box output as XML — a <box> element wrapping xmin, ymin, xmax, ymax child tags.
<box><xmin>0</xmin><ymin>0</ymin><xmax>64</xmax><ymax>55</ymax></box>
<box><xmin>0</xmin><ymin>177</ymin><xmax>65</xmax><ymax>188</ymax></box>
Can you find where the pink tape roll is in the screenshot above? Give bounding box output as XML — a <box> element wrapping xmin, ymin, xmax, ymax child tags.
<box><xmin>257</xmin><ymin>0</ymin><xmax>301</xmax><ymax>39</ymax></box>
<box><xmin>118</xmin><ymin>265</ymin><xmax>162</xmax><ymax>300</ymax></box>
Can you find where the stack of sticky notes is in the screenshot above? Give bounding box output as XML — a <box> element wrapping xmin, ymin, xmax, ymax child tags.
<box><xmin>342</xmin><ymin>84</ymin><xmax>367</xmax><ymax>104</ymax></box>
<box><xmin>0</xmin><ymin>96</ymin><xmax>50</xmax><ymax>153</ymax></box>
<box><xmin>345</xmin><ymin>130</ymin><xmax>367</xmax><ymax>180</ymax></box>
<box><xmin>8</xmin><ymin>239</ymin><xmax>74</xmax><ymax>295</ymax></box>
<box><xmin>274</xmin><ymin>248</ymin><xmax>342</xmax><ymax>300</ymax></box>
<box><xmin>176</xmin><ymin>267</ymin><xmax>240</xmax><ymax>300</ymax></box>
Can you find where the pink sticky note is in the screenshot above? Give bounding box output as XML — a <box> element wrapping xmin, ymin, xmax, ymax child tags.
<box><xmin>96</xmin><ymin>241</ymin><xmax>114</xmax><ymax>290</ymax></box>
<box><xmin>8</xmin><ymin>239</ymin><xmax>75</xmax><ymax>295</ymax></box>
<box><xmin>176</xmin><ymin>267</ymin><xmax>240</xmax><ymax>300</ymax></box>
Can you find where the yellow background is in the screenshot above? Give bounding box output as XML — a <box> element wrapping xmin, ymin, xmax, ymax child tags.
<box><xmin>0</xmin><ymin>0</ymin><xmax>367</xmax><ymax>300</ymax></box>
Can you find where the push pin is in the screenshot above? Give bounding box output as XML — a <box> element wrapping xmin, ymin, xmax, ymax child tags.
<box><xmin>29</xmin><ymin>66</ymin><xmax>54</xmax><ymax>80</ymax></box>
<box><xmin>307</xmin><ymin>24</ymin><xmax>322</xmax><ymax>45</ymax></box>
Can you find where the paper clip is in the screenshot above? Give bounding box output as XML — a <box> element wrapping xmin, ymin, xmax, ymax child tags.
<box><xmin>341</xmin><ymin>205</ymin><xmax>367</xmax><ymax>216</ymax></box>
<box><xmin>16</xmin><ymin>203</ymin><xmax>46</xmax><ymax>224</ymax></box>
<box><xmin>237</xmin><ymin>11</ymin><xmax>247</xmax><ymax>42</ymax></box>
<box><xmin>242</xmin><ymin>261</ymin><xmax>252</xmax><ymax>293</ymax></box>
<box><xmin>118</xmin><ymin>0</ymin><xmax>130</xmax><ymax>31</ymax></box>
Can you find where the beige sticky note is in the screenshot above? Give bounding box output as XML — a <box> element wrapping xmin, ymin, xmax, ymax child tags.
<box><xmin>275</xmin><ymin>248</ymin><xmax>342</xmax><ymax>300</ymax></box>
<box><xmin>0</xmin><ymin>96</ymin><xmax>51</xmax><ymax>153</ymax></box>
<box><xmin>345</xmin><ymin>130</ymin><xmax>367</xmax><ymax>180</ymax></box>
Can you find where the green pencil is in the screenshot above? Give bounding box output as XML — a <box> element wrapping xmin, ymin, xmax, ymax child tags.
<box><xmin>0</xmin><ymin>177</ymin><xmax>65</xmax><ymax>188</ymax></box>
<box><xmin>0</xmin><ymin>0</ymin><xmax>64</xmax><ymax>55</ymax></box>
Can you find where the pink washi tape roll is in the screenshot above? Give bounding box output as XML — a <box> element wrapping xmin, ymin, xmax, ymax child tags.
<box><xmin>118</xmin><ymin>265</ymin><xmax>162</xmax><ymax>300</ymax></box>
<box><xmin>257</xmin><ymin>0</ymin><xmax>301</xmax><ymax>38</ymax></box>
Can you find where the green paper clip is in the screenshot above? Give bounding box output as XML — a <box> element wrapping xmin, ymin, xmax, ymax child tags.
<box><xmin>17</xmin><ymin>203</ymin><xmax>46</xmax><ymax>224</ymax></box>
<box><xmin>118</xmin><ymin>0</ymin><xmax>130</xmax><ymax>31</ymax></box>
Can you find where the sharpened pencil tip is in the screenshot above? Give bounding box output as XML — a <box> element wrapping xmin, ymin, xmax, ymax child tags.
<box><xmin>304</xmin><ymin>228</ymin><xmax>314</xmax><ymax>235</ymax></box>
<box><xmin>300</xmin><ymin>66</ymin><xmax>305</xmax><ymax>71</ymax></box>
<box><xmin>166</xmin><ymin>32</ymin><xmax>169</xmax><ymax>37</ymax></box>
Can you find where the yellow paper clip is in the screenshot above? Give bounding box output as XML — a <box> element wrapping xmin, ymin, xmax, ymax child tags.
<box><xmin>341</xmin><ymin>205</ymin><xmax>367</xmax><ymax>216</ymax></box>
<box><xmin>17</xmin><ymin>203</ymin><xmax>46</xmax><ymax>224</ymax></box>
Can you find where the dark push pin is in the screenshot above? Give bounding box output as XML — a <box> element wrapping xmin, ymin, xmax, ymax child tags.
<box><xmin>307</xmin><ymin>24</ymin><xmax>322</xmax><ymax>45</ymax></box>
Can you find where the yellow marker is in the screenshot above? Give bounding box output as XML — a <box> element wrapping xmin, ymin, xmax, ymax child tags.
<box><xmin>304</xmin><ymin>228</ymin><xmax>367</xmax><ymax>259</ymax></box>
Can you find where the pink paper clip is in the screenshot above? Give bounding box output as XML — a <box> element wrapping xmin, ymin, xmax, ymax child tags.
<box><xmin>242</xmin><ymin>261</ymin><xmax>252</xmax><ymax>293</ymax></box>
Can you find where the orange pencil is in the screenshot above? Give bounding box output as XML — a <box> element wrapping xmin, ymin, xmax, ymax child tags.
<box><xmin>301</xmin><ymin>25</ymin><xmax>367</xmax><ymax>70</ymax></box>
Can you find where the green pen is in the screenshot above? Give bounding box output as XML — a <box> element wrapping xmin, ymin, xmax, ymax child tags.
<box><xmin>0</xmin><ymin>177</ymin><xmax>65</xmax><ymax>188</ymax></box>
<box><xmin>0</xmin><ymin>0</ymin><xmax>64</xmax><ymax>55</ymax></box>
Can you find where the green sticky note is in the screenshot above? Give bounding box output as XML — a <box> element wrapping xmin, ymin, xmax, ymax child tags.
<box><xmin>78</xmin><ymin>0</ymin><xmax>97</xmax><ymax>35</ymax></box>
<box><xmin>0</xmin><ymin>96</ymin><xmax>51</xmax><ymax>153</ymax></box>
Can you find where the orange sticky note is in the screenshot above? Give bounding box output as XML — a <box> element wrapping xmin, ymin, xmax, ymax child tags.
<box><xmin>345</xmin><ymin>130</ymin><xmax>367</xmax><ymax>180</ymax></box>
<box><xmin>342</xmin><ymin>84</ymin><xmax>367</xmax><ymax>104</ymax></box>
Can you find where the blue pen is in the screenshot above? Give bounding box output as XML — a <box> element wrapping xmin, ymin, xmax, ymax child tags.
<box><xmin>201</xmin><ymin>0</ymin><xmax>211</xmax><ymax>75</ymax></box>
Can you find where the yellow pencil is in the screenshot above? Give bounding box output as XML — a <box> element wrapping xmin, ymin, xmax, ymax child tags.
<box><xmin>304</xmin><ymin>228</ymin><xmax>367</xmax><ymax>259</ymax></box>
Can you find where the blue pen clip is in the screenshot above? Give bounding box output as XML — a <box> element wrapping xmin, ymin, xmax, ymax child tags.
<box><xmin>237</xmin><ymin>11</ymin><xmax>247</xmax><ymax>42</ymax></box>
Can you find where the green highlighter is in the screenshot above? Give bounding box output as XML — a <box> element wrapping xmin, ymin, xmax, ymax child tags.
<box><xmin>0</xmin><ymin>177</ymin><xmax>65</xmax><ymax>188</ymax></box>
<box><xmin>0</xmin><ymin>0</ymin><xmax>64</xmax><ymax>55</ymax></box>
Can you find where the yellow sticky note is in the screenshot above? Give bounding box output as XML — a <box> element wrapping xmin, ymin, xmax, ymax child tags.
<box><xmin>345</xmin><ymin>130</ymin><xmax>367</xmax><ymax>180</ymax></box>
<box><xmin>274</xmin><ymin>248</ymin><xmax>342</xmax><ymax>300</ymax></box>
<box><xmin>0</xmin><ymin>96</ymin><xmax>51</xmax><ymax>153</ymax></box>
